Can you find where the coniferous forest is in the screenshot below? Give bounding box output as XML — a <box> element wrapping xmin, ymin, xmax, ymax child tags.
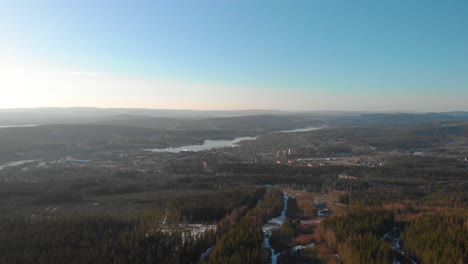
<box><xmin>0</xmin><ymin>114</ymin><xmax>468</xmax><ymax>263</ymax></box>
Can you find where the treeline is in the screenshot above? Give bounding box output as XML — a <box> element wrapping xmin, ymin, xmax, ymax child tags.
<box><xmin>215</xmin><ymin>155</ymin><xmax>468</xmax><ymax>205</ymax></box>
<box><xmin>0</xmin><ymin>124</ymin><xmax>255</xmax><ymax>161</ymax></box>
<box><xmin>402</xmin><ymin>211</ymin><xmax>468</xmax><ymax>264</ymax></box>
<box><xmin>207</xmin><ymin>188</ymin><xmax>284</xmax><ymax>263</ymax></box>
<box><xmin>0</xmin><ymin>187</ymin><xmax>267</xmax><ymax>264</ymax></box>
<box><xmin>166</xmin><ymin>186</ymin><xmax>265</xmax><ymax>223</ymax></box>
<box><xmin>0</xmin><ymin>216</ymin><xmax>215</xmax><ymax>264</ymax></box>
<box><xmin>215</xmin><ymin>163</ymin><xmax>345</xmax><ymax>177</ymax></box>
<box><xmin>319</xmin><ymin>209</ymin><xmax>394</xmax><ymax>264</ymax></box>
<box><xmin>303</xmin><ymin>122</ymin><xmax>468</xmax><ymax>150</ymax></box>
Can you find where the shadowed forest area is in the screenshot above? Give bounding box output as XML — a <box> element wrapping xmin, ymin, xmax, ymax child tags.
<box><xmin>0</xmin><ymin>112</ymin><xmax>467</xmax><ymax>263</ymax></box>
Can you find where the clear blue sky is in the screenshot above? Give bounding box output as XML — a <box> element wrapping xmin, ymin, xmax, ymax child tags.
<box><xmin>0</xmin><ymin>0</ymin><xmax>467</xmax><ymax>111</ymax></box>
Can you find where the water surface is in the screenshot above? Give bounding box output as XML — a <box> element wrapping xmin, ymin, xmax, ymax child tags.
<box><xmin>0</xmin><ymin>125</ymin><xmax>38</xmax><ymax>129</ymax></box>
<box><xmin>270</xmin><ymin>126</ymin><xmax>322</xmax><ymax>133</ymax></box>
<box><xmin>146</xmin><ymin>136</ymin><xmax>257</xmax><ymax>153</ymax></box>
<box><xmin>146</xmin><ymin>126</ymin><xmax>323</xmax><ymax>153</ymax></box>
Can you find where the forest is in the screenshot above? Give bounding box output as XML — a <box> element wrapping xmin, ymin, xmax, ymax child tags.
<box><xmin>0</xmin><ymin>114</ymin><xmax>467</xmax><ymax>263</ymax></box>
<box><xmin>0</xmin><ymin>216</ymin><xmax>215</xmax><ymax>264</ymax></box>
<box><xmin>402</xmin><ymin>211</ymin><xmax>468</xmax><ymax>264</ymax></box>
<box><xmin>0</xmin><ymin>188</ymin><xmax>285</xmax><ymax>264</ymax></box>
<box><xmin>319</xmin><ymin>209</ymin><xmax>394</xmax><ymax>264</ymax></box>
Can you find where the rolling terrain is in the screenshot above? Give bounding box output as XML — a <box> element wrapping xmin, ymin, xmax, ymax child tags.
<box><xmin>0</xmin><ymin>111</ymin><xmax>467</xmax><ymax>263</ymax></box>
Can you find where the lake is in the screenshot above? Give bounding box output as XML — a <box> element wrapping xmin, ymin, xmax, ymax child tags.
<box><xmin>146</xmin><ymin>126</ymin><xmax>322</xmax><ymax>153</ymax></box>
<box><xmin>0</xmin><ymin>125</ymin><xmax>38</xmax><ymax>129</ymax></box>
<box><xmin>270</xmin><ymin>126</ymin><xmax>322</xmax><ymax>133</ymax></box>
<box><xmin>0</xmin><ymin>160</ymin><xmax>37</xmax><ymax>170</ymax></box>
<box><xmin>145</xmin><ymin>136</ymin><xmax>257</xmax><ymax>153</ymax></box>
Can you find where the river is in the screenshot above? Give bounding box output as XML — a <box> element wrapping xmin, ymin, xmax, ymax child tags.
<box><xmin>381</xmin><ymin>226</ymin><xmax>419</xmax><ymax>264</ymax></box>
<box><xmin>262</xmin><ymin>193</ymin><xmax>290</xmax><ymax>264</ymax></box>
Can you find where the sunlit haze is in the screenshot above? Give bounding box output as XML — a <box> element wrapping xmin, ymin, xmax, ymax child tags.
<box><xmin>1</xmin><ymin>0</ymin><xmax>467</xmax><ymax>111</ymax></box>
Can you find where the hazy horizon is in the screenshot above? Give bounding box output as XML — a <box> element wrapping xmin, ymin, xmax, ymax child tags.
<box><xmin>0</xmin><ymin>106</ymin><xmax>462</xmax><ymax>114</ymax></box>
<box><xmin>1</xmin><ymin>0</ymin><xmax>467</xmax><ymax>111</ymax></box>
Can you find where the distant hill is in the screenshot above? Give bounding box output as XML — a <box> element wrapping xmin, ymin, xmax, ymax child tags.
<box><xmin>0</xmin><ymin>107</ymin><xmax>291</xmax><ymax>126</ymax></box>
<box><xmin>90</xmin><ymin>114</ymin><xmax>327</xmax><ymax>132</ymax></box>
<box><xmin>330</xmin><ymin>112</ymin><xmax>468</xmax><ymax>127</ymax></box>
<box><xmin>1</xmin><ymin>107</ymin><xmax>467</xmax><ymax>130</ymax></box>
